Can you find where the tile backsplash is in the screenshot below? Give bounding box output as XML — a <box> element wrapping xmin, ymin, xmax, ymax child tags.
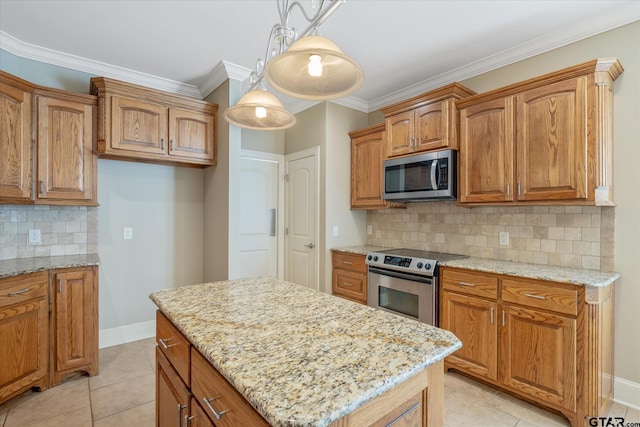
<box><xmin>367</xmin><ymin>203</ymin><xmax>614</xmax><ymax>271</ymax></box>
<box><xmin>0</xmin><ymin>205</ymin><xmax>98</xmax><ymax>260</ymax></box>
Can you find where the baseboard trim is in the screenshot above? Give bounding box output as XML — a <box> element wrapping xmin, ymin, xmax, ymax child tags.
<box><xmin>99</xmin><ymin>320</ymin><xmax>155</xmax><ymax>349</ymax></box>
<box><xmin>615</xmin><ymin>376</ymin><xmax>640</xmax><ymax>411</ymax></box>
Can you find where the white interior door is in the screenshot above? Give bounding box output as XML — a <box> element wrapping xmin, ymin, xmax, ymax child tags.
<box><xmin>235</xmin><ymin>151</ymin><xmax>284</xmax><ymax>279</ymax></box>
<box><xmin>286</xmin><ymin>148</ymin><xmax>319</xmax><ymax>291</ymax></box>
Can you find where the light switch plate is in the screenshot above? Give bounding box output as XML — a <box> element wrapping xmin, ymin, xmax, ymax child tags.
<box><xmin>367</xmin><ymin>225</ymin><xmax>373</xmax><ymax>235</ymax></box>
<box><xmin>123</xmin><ymin>227</ymin><xmax>133</xmax><ymax>240</ymax></box>
<box><xmin>332</xmin><ymin>225</ymin><xmax>339</xmax><ymax>237</ymax></box>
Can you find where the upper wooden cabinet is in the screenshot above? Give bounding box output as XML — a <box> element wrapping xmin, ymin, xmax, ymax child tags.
<box><xmin>0</xmin><ymin>72</ymin><xmax>34</xmax><ymax>202</ymax></box>
<box><xmin>380</xmin><ymin>83</ymin><xmax>475</xmax><ymax>158</ymax></box>
<box><xmin>349</xmin><ymin>123</ymin><xmax>389</xmax><ymax>209</ymax></box>
<box><xmin>458</xmin><ymin>58</ymin><xmax>623</xmax><ymax>206</ymax></box>
<box><xmin>0</xmin><ymin>71</ymin><xmax>98</xmax><ymax>206</ymax></box>
<box><xmin>90</xmin><ymin>77</ymin><xmax>217</xmax><ymax>168</ymax></box>
<box><xmin>35</xmin><ymin>88</ymin><xmax>97</xmax><ymax>205</ymax></box>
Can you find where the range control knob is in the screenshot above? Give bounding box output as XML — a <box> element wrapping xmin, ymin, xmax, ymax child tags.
<box><xmin>416</xmin><ymin>262</ymin><xmax>423</xmax><ymax>269</ymax></box>
<box><xmin>367</xmin><ymin>255</ymin><xmax>372</xmax><ymax>261</ymax></box>
<box><xmin>373</xmin><ymin>256</ymin><xmax>379</xmax><ymax>261</ymax></box>
<box><xmin>425</xmin><ymin>263</ymin><xmax>432</xmax><ymax>270</ymax></box>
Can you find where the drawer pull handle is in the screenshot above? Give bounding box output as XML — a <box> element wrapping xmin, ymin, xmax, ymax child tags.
<box><xmin>458</xmin><ymin>281</ymin><xmax>476</xmax><ymax>287</ymax></box>
<box><xmin>343</xmin><ymin>282</ymin><xmax>353</xmax><ymax>287</ymax></box>
<box><xmin>184</xmin><ymin>414</ymin><xmax>193</xmax><ymax>427</ymax></box>
<box><xmin>203</xmin><ymin>396</ymin><xmax>229</xmax><ymax>420</ymax></box>
<box><xmin>8</xmin><ymin>288</ymin><xmax>29</xmax><ymax>296</ymax></box>
<box><xmin>342</xmin><ymin>261</ymin><xmax>352</xmax><ymax>265</ymax></box>
<box><xmin>524</xmin><ymin>293</ymin><xmax>546</xmax><ymax>300</ymax></box>
<box><xmin>158</xmin><ymin>338</ymin><xmax>177</xmax><ymax>349</ymax></box>
<box><xmin>178</xmin><ymin>403</ymin><xmax>187</xmax><ymax>427</ymax></box>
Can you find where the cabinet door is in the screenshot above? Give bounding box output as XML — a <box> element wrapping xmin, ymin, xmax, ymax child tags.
<box><xmin>385</xmin><ymin>111</ymin><xmax>413</xmax><ymax>157</ymax></box>
<box><xmin>111</xmin><ymin>95</ymin><xmax>168</xmax><ymax>155</ymax></box>
<box><xmin>51</xmin><ymin>267</ymin><xmax>98</xmax><ymax>385</ymax></box>
<box><xmin>440</xmin><ymin>291</ymin><xmax>498</xmax><ymax>380</ymax></box>
<box><xmin>157</xmin><ymin>347</ymin><xmax>190</xmax><ymax>427</ymax></box>
<box><xmin>36</xmin><ymin>95</ymin><xmax>96</xmax><ymax>204</ymax></box>
<box><xmin>500</xmin><ymin>304</ymin><xmax>576</xmax><ymax>411</ymax></box>
<box><xmin>516</xmin><ymin>77</ymin><xmax>588</xmax><ymax>201</ymax></box>
<box><xmin>459</xmin><ymin>97</ymin><xmax>515</xmax><ymax>203</ymax></box>
<box><xmin>0</xmin><ymin>81</ymin><xmax>32</xmax><ymax>200</ymax></box>
<box><xmin>351</xmin><ymin>130</ymin><xmax>387</xmax><ymax>209</ymax></box>
<box><xmin>168</xmin><ymin>108</ymin><xmax>215</xmax><ymax>164</ymax></box>
<box><xmin>414</xmin><ymin>100</ymin><xmax>450</xmax><ymax>152</ymax></box>
<box><xmin>0</xmin><ymin>272</ymin><xmax>49</xmax><ymax>402</ymax></box>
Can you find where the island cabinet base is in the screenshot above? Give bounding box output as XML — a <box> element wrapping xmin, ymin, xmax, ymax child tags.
<box><xmin>329</xmin><ymin>360</ymin><xmax>444</xmax><ymax>427</ymax></box>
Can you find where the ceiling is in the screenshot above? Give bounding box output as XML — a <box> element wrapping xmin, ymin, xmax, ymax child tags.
<box><xmin>1</xmin><ymin>0</ymin><xmax>638</xmax><ymax>113</ymax></box>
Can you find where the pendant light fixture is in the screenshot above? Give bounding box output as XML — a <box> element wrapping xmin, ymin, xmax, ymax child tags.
<box><xmin>223</xmin><ymin>0</ymin><xmax>363</xmax><ymax>131</ymax></box>
<box><xmin>265</xmin><ymin>34</ymin><xmax>364</xmax><ymax>100</ymax></box>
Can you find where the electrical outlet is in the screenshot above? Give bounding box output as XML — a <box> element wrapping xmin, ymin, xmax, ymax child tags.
<box><xmin>28</xmin><ymin>229</ymin><xmax>42</xmax><ymax>245</ymax></box>
<box><xmin>499</xmin><ymin>231</ymin><xmax>510</xmax><ymax>246</ymax></box>
<box><xmin>332</xmin><ymin>225</ymin><xmax>339</xmax><ymax>237</ymax></box>
<box><xmin>367</xmin><ymin>225</ymin><xmax>373</xmax><ymax>235</ymax></box>
<box><xmin>123</xmin><ymin>227</ymin><xmax>133</xmax><ymax>240</ymax></box>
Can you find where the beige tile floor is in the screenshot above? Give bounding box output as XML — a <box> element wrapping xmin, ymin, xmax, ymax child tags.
<box><xmin>1</xmin><ymin>337</ymin><xmax>638</xmax><ymax>426</ymax></box>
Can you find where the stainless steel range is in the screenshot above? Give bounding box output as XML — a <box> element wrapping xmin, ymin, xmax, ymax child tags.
<box><xmin>365</xmin><ymin>248</ymin><xmax>467</xmax><ymax>326</ymax></box>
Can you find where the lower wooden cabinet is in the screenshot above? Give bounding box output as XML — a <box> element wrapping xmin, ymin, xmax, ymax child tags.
<box><xmin>50</xmin><ymin>267</ymin><xmax>99</xmax><ymax>386</ymax></box>
<box><xmin>0</xmin><ymin>266</ymin><xmax>99</xmax><ymax>403</ymax></box>
<box><xmin>0</xmin><ymin>272</ymin><xmax>50</xmax><ymax>402</ymax></box>
<box><xmin>331</xmin><ymin>251</ymin><xmax>368</xmax><ymax>304</ymax></box>
<box><xmin>156</xmin><ymin>347</ymin><xmax>190</xmax><ymax>427</ymax></box>
<box><xmin>440</xmin><ymin>267</ymin><xmax>614</xmax><ymax>427</ymax></box>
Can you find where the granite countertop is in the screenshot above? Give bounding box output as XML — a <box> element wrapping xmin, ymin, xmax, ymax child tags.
<box><xmin>331</xmin><ymin>245</ymin><xmax>388</xmax><ymax>255</ymax></box>
<box><xmin>0</xmin><ymin>254</ymin><xmax>101</xmax><ymax>279</ymax></box>
<box><xmin>441</xmin><ymin>257</ymin><xmax>619</xmax><ymax>287</ymax></box>
<box><xmin>150</xmin><ymin>277</ymin><xmax>461</xmax><ymax>427</ymax></box>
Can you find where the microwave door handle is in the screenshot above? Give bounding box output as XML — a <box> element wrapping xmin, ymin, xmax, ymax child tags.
<box><xmin>430</xmin><ymin>161</ymin><xmax>438</xmax><ymax>190</ymax></box>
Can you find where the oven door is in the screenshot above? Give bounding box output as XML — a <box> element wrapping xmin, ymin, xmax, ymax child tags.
<box><xmin>367</xmin><ymin>266</ymin><xmax>436</xmax><ymax>325</ymax></box>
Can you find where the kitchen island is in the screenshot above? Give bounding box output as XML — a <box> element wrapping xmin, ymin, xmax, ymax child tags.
<box><xmin>150</xmin><ymin>277</ymin><xmax>461</xmax><ymax>427</ymax></box>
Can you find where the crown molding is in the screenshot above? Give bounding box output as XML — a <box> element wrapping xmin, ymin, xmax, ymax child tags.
<box><xmin>368</xmin><ymin>3</ymin><xmax>640</xmax><ymax>111</ymax></box>
<box><xmin>199</xmin><ymin>60</ymin><xmax>252</xmax><ymax>98</ymax></box>
<box><xmin>0</xmin><ymin>31</ymin><xmax>202</xmax><ymax>98</ymax></box>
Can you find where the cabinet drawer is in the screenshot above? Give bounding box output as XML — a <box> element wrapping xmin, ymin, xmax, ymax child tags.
<box><xmin>333</xmin><ymin>268</ymin><xmax>367</xmax><ymax>303</ymax></box>
<box><xmin>0</xmin><ymin>272</ymin><xmax>48</xmax><ymax>308</ymax></box>
<box><xmin>156</xmin><ymin>311</ymin><xmax>191</xmax><ymax>386</ymax></box>
<box><xmin>332</xmin><ymin>251</ymin><xmax>366</xmax><ymax>273</ymax></box>
<box><xmin>502</xmin><ymin>279</ymin><xmax>578</xmax><ymax>316</ymax></box>
<box><xmin>191</xmin><ymin>348</ymin><xmax>268</xmax><ymax>427</ymax></box>
<box><xmin>441</xmin><ymin>268</ymin><xmax>498</xmax><ymax>299</ymax></box>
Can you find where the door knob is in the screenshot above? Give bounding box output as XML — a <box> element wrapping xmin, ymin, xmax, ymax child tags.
<box><xmin>304</xmin><ymin>243</ymin><xmax>315</xmax><ymax>249</ymax></box>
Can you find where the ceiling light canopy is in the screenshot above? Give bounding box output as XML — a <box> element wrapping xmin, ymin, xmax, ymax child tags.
<box><xmin>223</xmin><ymin>0</ymin><xmax>363</xmax><ymax>131</ymax></box>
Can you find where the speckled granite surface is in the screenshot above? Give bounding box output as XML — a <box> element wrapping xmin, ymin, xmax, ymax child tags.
<box><xmin>150</xmin><ymin>277</ymin><xmax>461</xmax><ymax>427</ymax></box>
<box><xmin>0</xmin><ymin>254</ymin><xmax>100</xmax><ymax>279</ymax></box>
<box><xmin>331</xmin><ymin>245</ymin><xmax>388</xmax><ymax>255</ymax></box>
<box><xmin>441</xmin><ymin>257</ymin><xmax>619</xmax><ymax>287</ymax></box>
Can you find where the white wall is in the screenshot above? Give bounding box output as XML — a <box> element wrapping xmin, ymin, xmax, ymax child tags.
<box><xmin>98</xmin><ymin>160</ymin><xmax>204</xmax><ymax>345</ymax></box>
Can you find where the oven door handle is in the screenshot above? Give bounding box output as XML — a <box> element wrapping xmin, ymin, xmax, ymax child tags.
<box><xmin>368</xmin><ymin>267</ymin><xmax>433</xmax><ymax>285</ymax></box>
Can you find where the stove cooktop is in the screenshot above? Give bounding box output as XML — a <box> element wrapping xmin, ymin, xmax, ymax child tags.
<box><xmin>365</xmin><ymin>248</ymin><xmax>467</xmax><ymax>276</ymax></box>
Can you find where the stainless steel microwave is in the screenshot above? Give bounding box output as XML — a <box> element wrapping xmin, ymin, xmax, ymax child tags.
<box><xmin>383</xmin><ymin>149</ymin><xmax>456</xmax><ymax>201</ymax></box>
